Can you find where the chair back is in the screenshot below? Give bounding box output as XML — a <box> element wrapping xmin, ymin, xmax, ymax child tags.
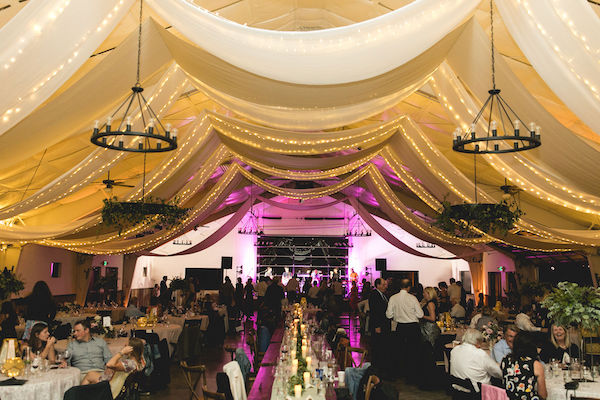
<box><xmin>343</xmin><ymin>346</ymin><xmax>367</xmax><ymax>369</ymax></box>
<box><xmin>180</xmin><ymin>361</ymin><xmax>206</xmax><ymax>400</ymax></box>
<box><xmin>202</xmin><ymin>386</ymin><xmax>226</xmax><ymax>400</ymax></box>
<box><xmin>63</xmin><ymin>381</ymin><xmax>113</xmax><ymax>400</ymax></box>
<box><xmin>364</xmin><ymin>375</ymin><xmax>377</xmax><ymax>400</ymax></box>
<box><xmin>448</xmin><ymin>375</ymin><xmax>478</xmax><ymax>400</ymax></box>
<box><xmin>115</xmin><ymin>370</ymin><xmax>144</xmax><ymax>400</ymax></box>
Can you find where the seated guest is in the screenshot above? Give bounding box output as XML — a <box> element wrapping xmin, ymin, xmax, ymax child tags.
<box><xmin>470</xmin><ymin>307</ymin><xmax>497</xmax><ymax>330</ymax></box>
<box><xmin>450</xmin><ymin>298</ymin><xmax>466</xmax><ymax>319</ymax></box>
<box><xmin>67</xmin><ymin>320</ymin><xmax>112</xmax><ymax>381</ymax></box>
<box><xmin>501</xmin><ymin>332</ymin><xmax>547</xmax><ymax>400</ymax></box>
<box><xmin>516</xmin><ymin>305</ymin><xmax>547</xmax><ymax>332</ymax></box>
<box><xmin>28</xmin><ymin>322</ymin><xmax>57</xmax><ymax>362</ymax></box>
<box><xmin>450</xmin><ymin>328</ymin><xmax>502</xmax><ymax>391</ymax></box>
<box><xmin>493</xmin><ymin>325</ymin><xmax>518</xmax><ymax>363</ymax></box>
<box><xmin>0</xmin><ymin>300</ymin><xmax>18</xmax><ymax>339</ymax></box>
<box><xmin>125</xmin><ymin>297</ymin><xmax>145</xmax><ymax>319</ymax></box>
<box><xmin>539</xmin><ymin>324</ymin><xmax>579</xmax><ymax>364</ymax></box>
<box><xmin>82</xmin><ymin>338</ymin><xmax>145</xmax><ymax>398</ymax></box>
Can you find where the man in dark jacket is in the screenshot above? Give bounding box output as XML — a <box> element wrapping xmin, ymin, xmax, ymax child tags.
<box><xmin>368</xmin><ymin>278</ymin><xmax>390</xmax><ymax>372</ymax></box>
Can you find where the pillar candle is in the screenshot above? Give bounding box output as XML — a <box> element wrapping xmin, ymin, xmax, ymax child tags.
<box><xmin>292</xmin><ymin>358</ymin><xmax>298</xmax><ymax>375</ymax></box>
<box><xmin>306</xmin><ymin>356</ymin><xmax>312</xmax><ymax>369</ymax></box>
<box><xmin>291</xmin><ymin>349</ymin><xmax>297</xmax><ymax>359</ymax></box>
<box><xmin>301</xmin><ymin>345</ymin><xmax>307</xmax><ymax>358</ymax></box>
<box><xmin>303</xmin><ymin>371</ymin><xmax>311</xmax><ymax>386</ymax></box>
<box><xmin>294</xmin><ymin>384</ymin><xmax>302</xmax><ymax>398</ymax></box>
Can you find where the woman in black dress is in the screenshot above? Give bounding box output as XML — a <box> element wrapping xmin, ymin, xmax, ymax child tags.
<box><xmin>243</xmin><ymin>278</ymin><xmax>254</xmax><ymax>317</ymax></box>
<box><xmin>418</xmin><ymin>287</ymin><xmax>441</xmax><ymax>389</ymax></box>
<box><xmin>539</xmin><ymin>324</ymin><xmax>579</xmax><ymax>364</ymax></box>
<box><xmin>502</xmin><ymin>332</ymin><xmax>547</xmax><ymax>400</ymax></box>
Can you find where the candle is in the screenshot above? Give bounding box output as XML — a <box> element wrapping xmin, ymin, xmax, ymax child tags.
<box><xmin>306</xmin><ymin>356</ymin><xmax>312</xmax><ymax>369</ymax></box>
<box><xmin>303</xmin><ymin>371</ymin><xmax>311</xmax><ymax>386</ymax></box>
<box><xmin>302</xmin><ymin>338</ymin><xmax>307</xmax><ymax>347</ymax></box>
<box><xmin>291</xmin><ymin>349</ymin><xmax>297</xmax><ymax>359</ymax></box>
<box><xmin>292</xmin><ymin>358</ymin><xmax>298</xmax><ymax>375</ymax></box>
<box><xmin>301</xmin><ymin>345</ymin><xmax>307</xmax><ymax>358</ymax></box>
<box><xmin>300</xmin><ymin>323</ymin><xmax>305</xmax><ymax>333</ymax></box>
<box><xmin>294</xmin><ymin>384</ymin><xmax>302</xmax><ymax>398</ymax></box>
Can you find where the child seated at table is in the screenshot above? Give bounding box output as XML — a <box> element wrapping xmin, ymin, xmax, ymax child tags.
<box><xmin>82</xmin><ymin>337</ymin><xmax>145</xmax><ymax>398</ymax></box>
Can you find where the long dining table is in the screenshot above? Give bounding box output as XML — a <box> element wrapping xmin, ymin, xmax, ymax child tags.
<box><xmin>247</xmin><ymin>327</ymin><xmax>284</xmax><ymax>400</ymax></box>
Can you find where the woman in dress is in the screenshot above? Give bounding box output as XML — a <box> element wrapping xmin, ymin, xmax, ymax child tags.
<box><xmin>83</xmin><ymin>337</ymin><xmax>145</xmax><ymax>398</ymax></box>
<box><xmin>418</xmin><ymin>287</ymin><xmax>441</xmax><ymax>389</ymax></box>
<box><xmin>502</xmin><ymin>332</ymin><xmax>547</xmax><ymax>400</ymax></box>
<box><xmin>539</xmin><ymin>324</ymin><xmax>579</xmax><ymax>364</ymax></box>
<box><xmin>27</xmin><ymin>322</ymin><xmax>56</xmax><ymax>362</ymax></box>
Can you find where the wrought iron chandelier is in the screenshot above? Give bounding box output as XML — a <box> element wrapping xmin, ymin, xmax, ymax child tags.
<box><xmin>452</xmin><ymin>0</ymin><xmax>541</xmax><ymax>154</ymax></box>
<box><xmin>90</xmin><ymin>0</ymin><xmax>176</xmax><ymax>153</ymax></box>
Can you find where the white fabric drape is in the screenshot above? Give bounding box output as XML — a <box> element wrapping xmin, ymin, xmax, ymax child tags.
<box><xmin>0</xmin><ymin>0</ymin><xmax>134</xmax><ymax>135</ymax></box>
<box><xmin>496</xmin><ymin>0</ymin><xmax>600</xmax><ymax>136</ymax></box>
<box><xmin>146</xmin><ymin>0</ymin><xmax>478</xmax><ymax>84</ymax></box>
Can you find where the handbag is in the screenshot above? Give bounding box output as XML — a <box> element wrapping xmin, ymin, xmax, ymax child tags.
<box><xmin>419</xmin><ymin>320</ymin><xmax>441</xmax><ymax>347</ymax></box>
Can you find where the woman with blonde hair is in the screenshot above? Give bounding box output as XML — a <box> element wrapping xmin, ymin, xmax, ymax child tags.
<box><xmin>417</xmin><ymin>286</ymin><xmax>441</xmax><ymax>389</ymax></box>
<box><xmin>539</xmin><ymin>324</ymin><xmax>579</xmax><ymax>364</ymax></box>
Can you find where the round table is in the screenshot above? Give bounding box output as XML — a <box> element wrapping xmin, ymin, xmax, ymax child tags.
<box><xmin>546</xmin><ymin>374</ymin><xmax>600</xmax><ymax>400</ymax></box>
<box><xmin>0</xmin><ymin>367</ymin><xmax>80</xmax><ymax>400</ymax></box>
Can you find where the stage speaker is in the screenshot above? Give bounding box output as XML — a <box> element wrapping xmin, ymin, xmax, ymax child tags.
<box><xmin>375</xmin><ymin>258</ymin><xmax>387</xmax><ymax>271</ymax></box>
<box><xmin>221</xmin><ymin>256</ymin><xmax>233</xmax><ymax>270</ymax></box>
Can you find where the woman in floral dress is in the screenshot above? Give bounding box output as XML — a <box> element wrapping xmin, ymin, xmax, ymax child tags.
<box><xmin>501</xmin><ymin>332</ymin><xmax>547</xmax><ymax>400</ymax></box>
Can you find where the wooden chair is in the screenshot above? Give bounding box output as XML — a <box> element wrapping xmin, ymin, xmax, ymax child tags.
<box><xmin>343</xmin><ymin>346</ymin><xmax>368</xmax><ymax>369</ymax></box>
<box><xmin>180</xmin><ymin>361</ymin><xmax>206</xmax><ymax>400</ymax></box>
<box><xmin>364</xmin><ymin>375</ymin><xmax>379</xmax><ymax>400</ymax></box>
<box><xmin>246</xmin><ymin>328</ymin><xmax>276</xmax><ymax>371</ymax></box>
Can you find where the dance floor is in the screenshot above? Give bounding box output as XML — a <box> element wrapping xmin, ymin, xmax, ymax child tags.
<box><xmin>149</xmin><ymin>313</ymin><xmax>451</xmax><ymax>400</ymax></box>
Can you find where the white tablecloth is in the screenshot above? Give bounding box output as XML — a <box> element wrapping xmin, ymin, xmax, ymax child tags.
<box><xmin>0</xmin><ymin>367</ymin><xmax>80</xmax><ymax>400</ymax></box>
<box><xmin>55</xmin><ymin>313</ymin><xmax>97</xmax><ymax>327</ymax></box>
<box><xmin>546</xmin><ymin>375</ymin><xmax>600</xmax><ymax>400</ymax></box>
<box><xmin>167</xmin><ymin>315</ymin><xmax>209</xmax><ymax>331</ymax></box>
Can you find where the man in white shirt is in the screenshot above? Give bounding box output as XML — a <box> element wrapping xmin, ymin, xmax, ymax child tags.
<box><xmin>450</xmin><ymin>328</ymin><xmax>502</xmax><ymax>391</ymax></box>
<box><xmin>515</xmin><ymin>305</ymin><xmax>546</xmax><ymax>332</ymax></box>
<box><xmin>448</xmin><ymin>278</ymin><xmax>461</xmax><ymax>303</ymax></box>
<box><xmin>450</xmin><ymin>299</ymin><xmax>466</xmax><ymax>319</ymax></box>
<box><xmin>386</xmin><ymin>278</ymin><xmax>423</xmax><ymax>381</ymax></box>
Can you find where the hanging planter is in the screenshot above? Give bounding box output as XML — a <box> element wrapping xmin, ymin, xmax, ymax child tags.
<box><xmin>434</xmin><ymin>200</ymin><xmax>522</xmax><ymax>237</ymax></box>
<box><xmin>101</xmin><ymin>196</ymin><xmax>190</xmax><ymax>235</ymax></box>
<box><xmin>541</xmin><ymin>282</ymin><xmax>600</xmax><ymax>331</ymax></box>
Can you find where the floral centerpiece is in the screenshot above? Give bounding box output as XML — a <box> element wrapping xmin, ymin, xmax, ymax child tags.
<box><xmin>481</xmin><ymin>321</ymin><xmax>502</xmax><ymax>343</ymax></box>
<box><xmin>0</xmin><ymin>267</ymin><xmax>24</xmax><ymax>300</ymax></box>
<box><xmin>90</xmin><ymin>315</ymin><xmax>116</xmax><ymax>338</ymax></box>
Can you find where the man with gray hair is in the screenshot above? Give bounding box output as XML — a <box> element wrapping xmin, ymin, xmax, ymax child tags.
<box><xmin>450</xmin><ymin>328</ymin><xmax>502</xmax><ymax>391</ymax></box>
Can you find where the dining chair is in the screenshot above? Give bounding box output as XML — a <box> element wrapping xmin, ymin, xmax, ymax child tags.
<box><xmin>448</xmin><ymin>375</ymin><xmax>478</xmax><ymax>400</ymax></box>
<box><xmin>343</xmin><ymin>346</ymin><xmax>368</xmax><ymax>369</ymax></box>
<box><xmin>179</xmin><ymin>361</ymin><xmax>206</xmax><ymax>400</ymax></box>
<box><xmin>364</xmin><ymin>375</ymin><xmax>379</xmax><ymax>400</ymax></box>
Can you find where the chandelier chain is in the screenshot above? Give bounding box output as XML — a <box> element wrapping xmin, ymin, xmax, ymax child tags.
<box><xmin>136</xmin><ymin>0</ymin><xmax>143</xmax><ymax>85</ymax></box>
<box><xmin>490</xmin><ymin>0</ymin><xmax>496</xmax><ymax>90</ymax></box>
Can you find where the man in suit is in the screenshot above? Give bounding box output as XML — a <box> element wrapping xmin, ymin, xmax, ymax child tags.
<box><xmin>369</xmin><ymin>278</ymin><xmax>390</xmax><ymax>372</ymax></box>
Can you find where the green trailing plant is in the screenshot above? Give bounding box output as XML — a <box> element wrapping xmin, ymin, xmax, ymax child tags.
<box><xmin>434</xmin><ymin>199</ymin><xmax>522</xmax><ymax>236</ymax></box>
<box><xmin>101</xmin><ymin>196</ymin><xmax>190</xmax><ymax>234</ymax></box>
<box><xmin>0</xmin><ymin>267</ymin><xmax>24</xmax><ymax>300</ymax></box>
<box><xmin>541</xmin><ymin>282</ymin><xmax>600</xmax><ymax>331</ymax></box>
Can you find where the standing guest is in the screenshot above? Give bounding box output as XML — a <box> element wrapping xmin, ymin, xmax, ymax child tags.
<box><xmin>82</xmin><ymin>338</ymin><xmax>145</xmax><ymax>398</ymax></box>
<box><xmin>361</xmin><ymin>280</ymin><xmax>372</xmax><ymax>301</ymax></box>
<box><xmin>515</xmin><ymin>305</ymin><xmax>547</xmax><ymax>332</ymax></box>
<box><xmin>349</xmin><ymin>281</ymin><xmax>359</xmax><ymax>314</ymax></box>
<box><xmin>412</xmin><ymin>283</ymin><xmax>424</xmax><ymax>302</ymax></box>
<box><xmin>286</xmin><ymin>274</ymin><xmax>300</xmax><ymax>304</ymax></box>
<box><xmin>264</xmin><ymin>277</ymin><xmax>284</xmax><ymax>317</ymax></box>
<box><xmin>308</xmin><ymin>281</ymin><xmax>320</xmax><ymax>306</ymax></box>
<box><xmin>67</xmin><ymin>319</ymin><xmax>112</xmax><ymax>382</ymax></box>
<box><xmin>448</xmin><ymin>278</ymin><xmax>461</xmax><ymax>304</ymax></box>
<box><xmin>0</xmin><ymin>301</ymin><xmax>18</xmax><ymax>339</ymax></box>
<box><xmin>451</xmin><ymin>329</ymin><xmax>502</xmax><ymax>391</ymax></box>
<box><xmin>457</xmin><ymin>281</ymin><xmax>467</xmax><ymax>307</ymax></box>
<box><xmin>477</xmin><ymin>293</ymin><xmax>485</xmax><ymax>309</ymax></box>
<box><xmin>502</xmin><ymin>332</ymin><xmax>547</xmax><ymax>400</ymax></box>
<box><xmin>386</xmin><ymin>278</ymin><xmax>423</xmax><ymax>380</ymax></box>
<box><xmin>159</xmin><ymin>276</ymin><xmax>170</xmax><ymax>311</ymax></box>
<box><xmin>438</xmin><ymin>281</ymin><xmax>450</xmax><ymax>313</ymax></box>
<box><xmin>256</xmin><ymin>277</ymin><xmax>268</xmax><ymax>305</ymax></box>
<box><xmin>234</xmin><ymin>277</ymin><xmax>244</xmax><ymax>316</ymax></box>
<box><xmin>493</xmin><ymin>325</ymin><xmax>519</xmax><ymax>363</ymax></box>
<box><xmin>150</xmin><ymin>284</ymin><xmax>160</xmax><ymax>306</ymax></box>
<box><xmin>368</xmin><ymin>278</ymin><xmax>389</xmax><ymax>372</ymax></box>
<box><xmin>332</xmin><ymin>279</ymin><xmax>344</xmax><ymax>306</ymax></box>
<box><xmin>27</xmin><ymin>322</ymin><xmax>56</xmax><ymax>362</ymax></box>
<box><xmin>450</xmin><ymin>298</ymin><xmax>466</xmax><ymax>319</ymax></box>
<box><xmin>219</xmin><ymin>276</ymin><xmax>235</xmax><ymax>311</ymax></box>
<box><xmin>419</xmin><ymin>287</ymin><xmax>440</xmax><ymax>388</ymax></box>
<box><xmin>539</xmin><ymin>324</ymin><xmax>579</xmax><ymax>364</ymax></box>
<box><xmin>303</xmin><ymin>279</ymin><xmax>312</xmax><ymax>298</ymax></box>
<box><xmin>23</xmin><ymin>281</ymin><xmax>57</xmax><ymax>340</ymax></box>
<box><xmin>243</xmin><ymin>278</ymin><xmax>254</xmax><ymax>317</ymax></box>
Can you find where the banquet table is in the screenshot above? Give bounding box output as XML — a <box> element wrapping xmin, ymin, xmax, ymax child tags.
<box><xmin>546</xmin><ymin>374</ymin><xmax>600</xmax><ymax>400</ymax></box>
<box><xmin>55</xmin><ymin>313</ymin><xmax>97</xmax><ymax>327</ymax></box>
<box><xmin>84</xmin><ymin>307</ymin><xmax>127</xmax><ymax>323</ymax></box>
<box><xmin>248</xmin><ymin>327</ymin><xmax>283</xmax><ymax>400</ymax></box>
<box><xmin>167</xmin><ymin>315</ymin><xmax>209</xmax><ymax>331</ymax></box>
<box><xmin>0</xmin><ymin>367</ymin><xmax>80</xmax><ymax>400</ymax></box>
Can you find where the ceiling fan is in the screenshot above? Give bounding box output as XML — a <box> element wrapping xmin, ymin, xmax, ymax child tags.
<box><xmin>98</xmin><ymin>171</ymin><xmax>135</xmax><ymax>189</ymax></box>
